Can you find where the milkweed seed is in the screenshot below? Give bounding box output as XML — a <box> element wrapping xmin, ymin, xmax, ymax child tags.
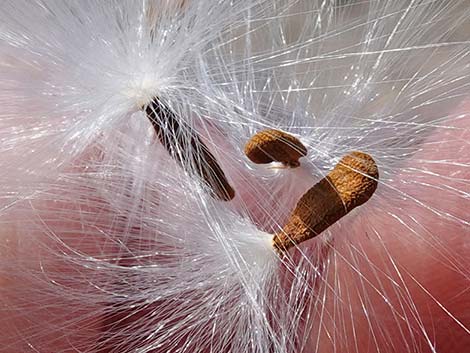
<box><xmin>244</xmin><ymin>129</ymin><xmax>307</xmax><ymax>168</ymax></box>
<box><xmin>145</xmin><ymin>99</ymin><xmax>235</xmax><ymax>201</ymax></box>
<box><xmin>273</xmin><ymin>151</ymin><xmax>379</xmax><ymax>253</ymax></box>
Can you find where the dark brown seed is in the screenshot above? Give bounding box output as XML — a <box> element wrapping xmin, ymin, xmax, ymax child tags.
<box><xmin>145</xmin><ymin>99</ymin><xmax>235</xmax><ymax>201</ymax></box>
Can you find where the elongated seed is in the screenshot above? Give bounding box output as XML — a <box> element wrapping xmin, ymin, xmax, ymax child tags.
<box><xmin>145</xmin><ymin>99</ymin><xmax>235</xmax><ymax>201</ymax></box>
<box><xmin>273</xmin><ymin>151</ymin><xmax>378</xmax><ymax>252</ymax></box>
<box><xmin>244</xmin><ymin>129</ymin><xmax>307</xmax><ymax>167</ymax></box>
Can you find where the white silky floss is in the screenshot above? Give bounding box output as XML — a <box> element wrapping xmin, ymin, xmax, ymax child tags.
<box><xmin>0</xmin><ymin>1</ymin><xmax>469</xmax><ymax>353</ymax></box>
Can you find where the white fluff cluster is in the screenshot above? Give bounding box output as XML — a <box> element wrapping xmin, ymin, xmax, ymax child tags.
<box><xmin>0</xmin><ymin>1</ymin><xmax>469</xmax><ymax>352</ymax></box>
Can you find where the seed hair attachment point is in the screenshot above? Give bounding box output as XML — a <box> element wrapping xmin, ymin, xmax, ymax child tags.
<box><xmin>145</xmin><ymin>99</ymin><xmax>235</xmax><ymax>201</ymax></box>
<box><xmin>273</xmin><ymin>151</ymin><xmax>379</xmax><ymax>253</ymax></box>
<box><xmin>244</xmin><ymin>129</ymin><xmax>307</xmax><ymax>168</ymax></box>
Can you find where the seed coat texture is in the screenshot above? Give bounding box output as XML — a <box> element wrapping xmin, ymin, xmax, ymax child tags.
<box><xmin>145</xmin><ymin>99</ymin><xmax>235</xmax><ymax>201</ymax></box>
<box><xmin>273</xmin><ymin>151</ymin><xmax>379</xmax><ymax>252</ymax></box>
<box><xmin>244</xmin><ymin>129</ymin><xmax>307</xmax><ymax>167</ymax></box>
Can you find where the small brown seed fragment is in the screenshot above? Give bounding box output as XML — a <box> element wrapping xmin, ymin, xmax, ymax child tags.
<box><xmin>145</xmin><ymin>99</ymin><xmax>235</xmax><ymax>201</ymax></box>
<box><xmin>244</xmin><ymin>129</ymin><xmax>307</xmax><ymax>168</ymax></box>
<box><xmin>273</xmin><ymin>151</ymin><xmax>379</xmax><ymax>253</ymax></box>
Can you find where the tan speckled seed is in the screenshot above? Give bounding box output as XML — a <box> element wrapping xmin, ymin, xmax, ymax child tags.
<box><xmin>244</xmin><ymin>129</ymin><xmax>307</xmax><ymax>168</ymax></box>
<box><xmin>273</xmin><ymin>151</ymin><xmax>379</xmax><ymax>253</ymax></box>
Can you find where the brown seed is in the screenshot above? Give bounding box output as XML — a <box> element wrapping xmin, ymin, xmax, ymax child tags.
<box><xmin>273</xmin><ymin>151</ymin><xmax>379</xmax><ymax>253</ymax></box>
<box><xmin>145</xmin><ymin>99</ymin><xmax>235</xmax><ymax>201</ymax></box>
<box><xmin>244</xmin><ymin>129</ymin><xmax>307</xmax><ymax>168</ymax></box>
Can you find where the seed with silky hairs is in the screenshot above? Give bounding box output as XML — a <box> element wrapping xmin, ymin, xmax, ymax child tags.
<box><xmin>273</xmin><ymin>151</ymin><xmax>379</xmax><ymax>253</ymax></box>
<box><xmin>145</xmin><ymin>98</ymin><xmax>235</xmax><ymax>201</ymax></box>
